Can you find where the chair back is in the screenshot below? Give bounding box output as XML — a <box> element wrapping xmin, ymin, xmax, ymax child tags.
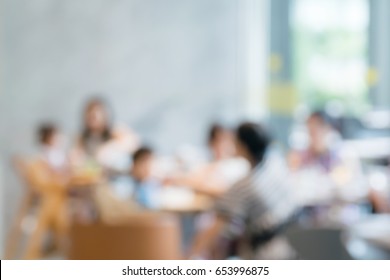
<box><xmin>13</xmin><ymin>157</ymin><xmax>46</xmax><ymax>195</ymax></box>
<box><xmin>13</xmin><ymin>157</ymin><xmax>35</xmax><ymax>192</ymax></box>
<box><xmin>4</xmin><ymin>157</ymin><xmax>39</xmax><ymax>259</ymax></box>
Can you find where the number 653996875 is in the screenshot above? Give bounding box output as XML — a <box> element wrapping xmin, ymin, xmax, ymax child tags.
<box><xmin>215</xmin><ymin>267</ymin><xmax>269</xmax><ymax>276</ymax></box>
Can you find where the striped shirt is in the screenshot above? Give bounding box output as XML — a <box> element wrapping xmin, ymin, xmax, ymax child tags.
<box><xmin>214</xmin><ymin>149</ymin><xmax>299</xmax><ymax>259</ymax></box>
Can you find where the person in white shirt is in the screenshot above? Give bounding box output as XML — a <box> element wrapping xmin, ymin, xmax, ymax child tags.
<box><xmin>168</xmin><ymin>124</ymin><xmax>250</xmax><ymax>256</ymax></box>
<box><xmin>37</xmin><ymin>123</ymin><xmax>69</xmax><ymax>175</ymax></box>
<box><xmin>168</xmin><ymin>124</ymin><xmax>250</xmax><ymax>197</ymax></box>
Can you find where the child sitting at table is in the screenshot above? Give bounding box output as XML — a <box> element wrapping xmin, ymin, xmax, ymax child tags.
<box><xmin>127</xmin><ymin>146</ymin><xmax>161</xmax><ymax>210</ymax></box>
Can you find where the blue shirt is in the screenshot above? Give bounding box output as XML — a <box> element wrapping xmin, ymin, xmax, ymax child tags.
<box><xmin>112</xmin><ymin>176</ymin><xmax>161</xmax><ymax>209</ymax></box>
<box><xmin>134</xmin><ymin>178</ymin><xmax>161</xmax><ymax>209</ymax></box>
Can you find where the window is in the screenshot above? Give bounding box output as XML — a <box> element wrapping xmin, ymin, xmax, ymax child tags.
<box><xmin>291</xmin><ymin>0</ymin><xmax>370</xmax><ymax>115</ymax></box>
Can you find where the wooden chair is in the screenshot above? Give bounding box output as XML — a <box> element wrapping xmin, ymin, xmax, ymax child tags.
<box><xmin>4</xmin><ymin>157</ymin><xmax>39</xmax><ymax>259</ymax></box>
<box><xmin>5</xmin><ymin>157</ymin><xmax>70</xmax><ymax>259</ymax></box>
<box><xmin>67</xmin><ymin>213</ymin><xmax>182</xmax><ymax>260</ymax></box>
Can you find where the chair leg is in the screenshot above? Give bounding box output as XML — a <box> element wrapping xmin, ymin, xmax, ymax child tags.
<box><xmin>23</xmin><ymin>205</ymin><xmax>51</xmax><ymax>260</ymax></box>
<box><xmin>53</xmin><ymin>200</ymin><xmax>70</xmax><ymax>257</ymax></box>
<box><xmin>4</xmin><ymin>192</ymin><xmax>34</xmax><ymax>259</ymax></box>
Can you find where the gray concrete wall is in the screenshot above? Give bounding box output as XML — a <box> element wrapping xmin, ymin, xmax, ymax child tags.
<box><xmin>0</xmin><ymin>0</ymin><xmax>243</xmax><ymax>153</ymax></box>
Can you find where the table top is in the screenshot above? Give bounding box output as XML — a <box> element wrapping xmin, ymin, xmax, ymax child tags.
<box><xmin>96</xmin><ymin>184</ymin><xmax>214</xmax><ymax>217</ymax></box>
<box><xmin>158</xmin><ymin>187</ymin><xmax>213</xmax><ymax>213</ymax></box>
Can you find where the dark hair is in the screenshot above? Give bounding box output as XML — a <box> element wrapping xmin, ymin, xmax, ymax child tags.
<box><xmin>132</xmin><ymin>146</ymin><xmax>153</xmax><ymax>163</ymax></box>
<box><xmin>236</xmin><ymin>122</ymin><xmax>272</xmax><ymax>165</ymax></box>
<box><xmin>308</xmin><ymin>110</ymin><xmax>332</xmax><ymax>126</ymax></box>
<box><xmin>81</xmin><ymin>97</ymin><xmax>112</xmax><ymax>146</ymax></box>
<box><xmin>208</xmin><ymin>123</ymin><xmax>225</xmax><ymax>145</ymax></box>
<box><xmin>37</xmin><ymin>123</ymin><xmax>57</xmax><ymax>145</ymax></box>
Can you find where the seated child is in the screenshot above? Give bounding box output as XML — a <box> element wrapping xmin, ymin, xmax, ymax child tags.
<box><xmin>128</xmin><ymin>147</ymin><xmax>161</xmax><ymax>210</ymax></box>
<box><xmin>37</xmin><ymin>123</ymin><xmax>69</xmax><ymax>175</ymax></box>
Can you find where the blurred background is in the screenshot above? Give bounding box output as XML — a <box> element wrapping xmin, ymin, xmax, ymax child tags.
<box><xmin>0</xmin><ymin>0</ymin><xmax>390</xmax><ymax>260</ymax></box>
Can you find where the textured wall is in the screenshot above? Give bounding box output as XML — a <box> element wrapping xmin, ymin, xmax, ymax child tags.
<box><xmin>0</xmin><ymin>0</ymin><xmax>242</xmax><ymax>152</ymax></box>
<box><xmin>0</xmin><ymin>0</ymin><xmax>250</xmax><ymax>252</ymax></box>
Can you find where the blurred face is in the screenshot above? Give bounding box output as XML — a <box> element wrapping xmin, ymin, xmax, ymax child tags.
<box><xmin>44</xmin><ymin>130</ymin><xmax>64</xmax><ymax>149</ymax></box>
<box><xmin>51</xmin><ymin>131</ymin><xmax>64</xmax><ymax>148</ymax></box>
<box><xmin>234</xmin><ymin>137</ymin><xmax>251</xmax><ymax>163</ymax></box>
<box><xmin>210</xmin><ymin>130</ymin><xmax>235</xmax><ymax>160</ymax></box>
<box><xmin>306</xmin><ymin>116</ymin><xmax>329</xmax><ymax>151</ymax></box>
<box><xmin>85</xmin><ymin>104</ymin><xmax>108</xmax><ymax>133</ymax></box>
<box><xmin>132</xmin><ymin>155</ymin><xmax>153</xmax><ymax>181</ymax></box>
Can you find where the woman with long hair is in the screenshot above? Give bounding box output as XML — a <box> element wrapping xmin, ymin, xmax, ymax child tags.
<box><xmin>72</xmin><ymin>97</ymin><xmax>140</xmax><ymax>170</ymax></box>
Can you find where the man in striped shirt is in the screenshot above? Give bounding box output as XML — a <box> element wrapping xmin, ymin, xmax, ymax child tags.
<box><xmin>191</xmin><ymin>122</ymin><xmax>301</xmax><ymax>259</ymax></box>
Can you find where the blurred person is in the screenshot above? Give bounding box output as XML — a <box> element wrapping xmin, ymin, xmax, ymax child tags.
<box><xmin>368</xmin><ymin>168</ymin><xmax>390</xmax><ymax>213</ymax></box>
<box><xmin>287</xmin><ymin>111</ymin><xmax>343</xmax><ymax>206</ymax></box>
<box><xmin>190</xmin><ymin>122</ymin><xmax>301</xmax><ymax>260</ymax></box>
<box><xmin>369</xmin><ymin>190</ymin><xmax>390</xmax><ymax>213</ymax></box>
<box><xmin>288</xmin><ymin>111</ymin><xmax>369</xmax><ymax>223</ymax></box>
<box><xmin>208</xmin><ymin>124</ymin><xmax>236</xmax><ymax>161</ymax></box>
<box><xmin>120</xmin><ymin>146</ymin><xmax>162</xmax><ymax>210</ymax></box>
<box><xmin>72</xmin><ymin>97</ymin><xmax>140</xmax><ymax>172</ymax></box>
<box><xmin>69</xmin><ymin>97</ymin><xmax>141</xmax><ymax>225</ymax></box>
<box><xmin>92</xmin><ymin>147</ymin><xmax>159</xmax><ymax>223</ymax></box>
<box><xmin>168</xmin><ymin>124</ymin><xmax>250</xmax><ymax>197</ymax></box>
<box><xmin>37</xmin><ymin>123</ymin><xmax>70</xmax><ymax>174</ymax></box>
<box><xmin>168</xmin><ymin>124</ymin><xmax>250</xmax><ymax>256</ymax></box>
<box><xmin>288</xmin><ymin>111</ymin><xmax>342</xmax><ymax>173</ymax></box>
<box><xmin>289</xmin><ymin>111</ymin><xmax>366</xmax><ymax>187</ymax></box>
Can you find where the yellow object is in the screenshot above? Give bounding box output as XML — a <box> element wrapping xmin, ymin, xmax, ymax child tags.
<box><xmin>268</xmin><ymin>83</ymin><xmax>298</xmax><ymax>115</ymax></box>
<box><xmin>366</xmin><ymin>68</ymin><xmax>379</xmax><ymax>86</ymax></box>
<box><xmin>270</xmin><ymin>54</ymin><xmax>283</xmax><ymax>73</ymax></box>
